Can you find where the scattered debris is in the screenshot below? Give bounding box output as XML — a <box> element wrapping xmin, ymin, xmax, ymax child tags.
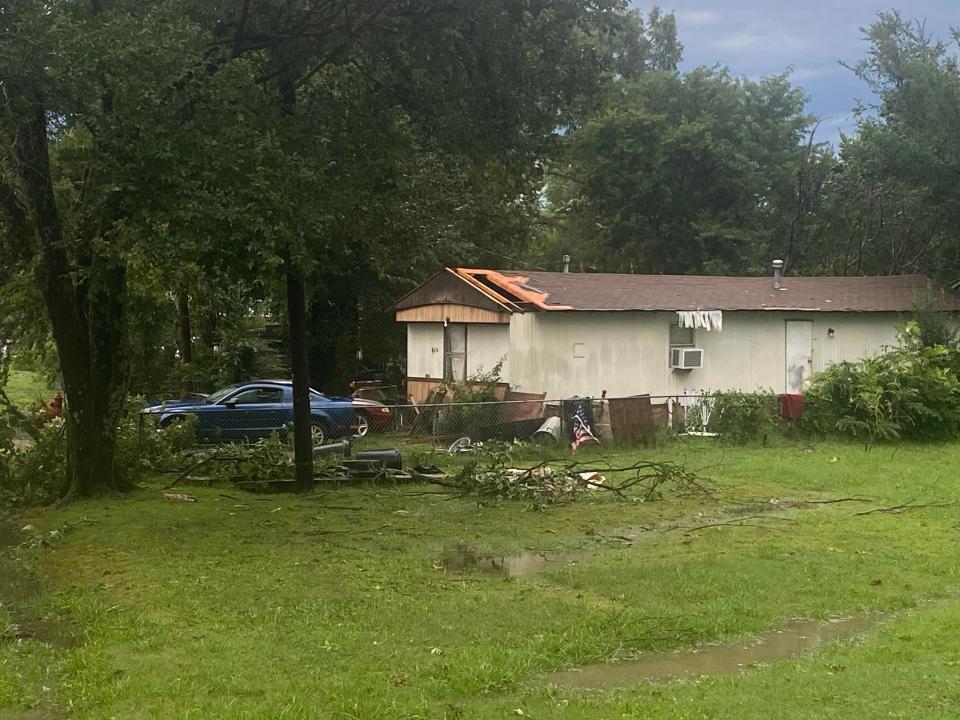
<box><xmin>448</xmin><ymin>437</ymin><xmax>474</xmax><ymax>454</ymax></box>
<box><xmin>410</xmin><ymin>465</ymin><xmax>448</xmax><ymax>483</ymax></box>
<box><xmin>355</xmin><ymin>449</ymin><xmax>403</xmax><ymax>469</ymax></box>
<box><xmin>313</xmin><ymin>440</ymin><xmax>352</xmax><ymax>459</ymax></box>
<box><xmin>428</xmin><ymin>456</ymin><xmax>708</xmax><ymax>507</ymax></box>
<box><xmin>167</xmin><ymin>438</ymin><xmax>412</xmax><ymax>492</ymax></box>
<box><xmin>163</xmin><ymin>492</ymin><xmax>197</xmax><ymax>502</ymax></box>
<box><xmin>532</xmin><ymin>416</ymin><xmax>562</xmax><ymax>444</ymax></box>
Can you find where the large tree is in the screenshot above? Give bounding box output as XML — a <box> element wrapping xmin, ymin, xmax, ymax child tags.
<box><xmin>814</xmin><ymin>12</ymin><xmax>960</xmax><ymax>281</ymax></box>
<box><xmin>538</xmin><ymin>64</ymin><xmax>819</xmax><ymax>274</ymax></box>
<box><xmin>0</xmin><ymin>0</ymin><xmax>627</xmax><ymax>498</ymax></box>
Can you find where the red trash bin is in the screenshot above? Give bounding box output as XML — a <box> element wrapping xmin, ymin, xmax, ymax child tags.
<box><xmin>778</xmin><ymin>393</ymin><xmax>805</xmax><ymax>419</ymax></box>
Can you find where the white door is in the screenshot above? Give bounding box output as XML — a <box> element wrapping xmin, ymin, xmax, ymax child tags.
<box><xmin>785</xmin><ymin>320</ymin><xmax>813</xmax><ymax>393</ymax></box>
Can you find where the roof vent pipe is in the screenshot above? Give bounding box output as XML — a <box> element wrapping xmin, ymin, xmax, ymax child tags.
<box><xmin>562</xmin><ymin>254</ymin><xmax>571</xmax><ymax>273</ymax></box>
<box><xmin>771</xmin><ymin>259</ymin><xmax>784</xmax><ymax>289</ymax></box>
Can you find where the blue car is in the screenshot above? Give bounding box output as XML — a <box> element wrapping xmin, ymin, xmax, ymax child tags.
<box><xmin>142</xmin><ymin>380</ymin><xmax>356</xmax><ymax>444</ymax></box>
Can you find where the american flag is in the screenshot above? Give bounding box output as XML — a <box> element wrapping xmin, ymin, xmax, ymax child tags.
<box><xmin>570</xmin><ymin>401</ymin><xmax>599</xmax><ymax>453</ymax></box>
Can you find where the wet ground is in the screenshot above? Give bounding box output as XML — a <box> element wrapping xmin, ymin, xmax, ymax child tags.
<box><xmin>0</xmin><ymin>515</ymin><xmax>78</xmax><ymax>648</ymax></box>
<box><xmin>439</xmin><ymin>498</ymin><xmax>830</xmax><ymax>581</ymax></box>
<box><xmin>441</xmin><ymin>519</ymin><xmax>886</xmax><ymax>689</ymax></box>
<box><xmin>545</xmin><ymin>614</ymin><xmax>883</xmax><ymax>688</ymax></box>
<box><xmin>441</xmin><ymin>544</ymin><xmax>581</xmax><ymax>577</ymax></box>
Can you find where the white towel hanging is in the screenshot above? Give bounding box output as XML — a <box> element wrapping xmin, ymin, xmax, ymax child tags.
<box><xmin>676</xmin><ymin>309</ymin><xmax>723</xmax><ymax>331</ymax></box>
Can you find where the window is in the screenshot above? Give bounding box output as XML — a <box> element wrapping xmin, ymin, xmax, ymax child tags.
<box><xmin>228</xmin><ymin>387</ymin><xmax>284</xmax><ymax>405</ymax></box>
<box><xmin>443</xmin><ymin>323</ymin><xmax>467</xmax><ymax>383</ymax></box>
<box><xmin>669</xmin><ymin>323</ymin><xmax>694</xmax><ymax>367</ymax></box>
<box><xmin>669</xmin><ymin>323</ymin><xmax>694</xmax><ymax>347</ymax></box>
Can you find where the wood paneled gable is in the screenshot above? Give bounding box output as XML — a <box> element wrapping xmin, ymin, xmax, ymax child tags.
<box><xmin>395</xmin><ymin>269</ymin><xmax>516</xmax><ymax>323</ymax></box>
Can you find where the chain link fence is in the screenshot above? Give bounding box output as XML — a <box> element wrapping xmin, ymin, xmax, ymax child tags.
<box><xmin>353</xmin><ymin>393</ymin><xmax>714</xmax><ymax>450</ymax></box>
<box><xmin>135</xmin><ymin>392</ymin><xmax>714</xmax><ymax>480</ymax></box>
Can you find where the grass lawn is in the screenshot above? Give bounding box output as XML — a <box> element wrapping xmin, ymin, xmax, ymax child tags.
<box><xmin>2</xmin><ymin>439</ymin><xmax>959</xmax><ymax>718</ymax></box>
<box><xmin>3</xmin><ymin>369</ymin><xmax>54</xmax><ymax>409</ymax></box>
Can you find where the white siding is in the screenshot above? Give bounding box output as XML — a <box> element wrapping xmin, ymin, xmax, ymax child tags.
<box><xmin>406</xmin><ymin>323</ymin><xmax>510</xmax><ymax>382</ymax></box>
<box><xmin>466</xmin><ymin>325</ymin><xmax>510</xmax><ymax>381</ymax></box>
<box><xmin>406</xmin><ymin>324</ymin><xmax>443</xmax><ymax>379</ymax></box>
<box><xmin>507</xmin><ymin>311</ymin><xmax>903</xmax><ymax>398</ymax></box>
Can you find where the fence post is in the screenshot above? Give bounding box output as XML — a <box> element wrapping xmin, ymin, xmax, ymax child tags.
<box><xmin>431</xmin><ymin>412</ymin><xmax>439</xmax><ymax>447</ymax></box>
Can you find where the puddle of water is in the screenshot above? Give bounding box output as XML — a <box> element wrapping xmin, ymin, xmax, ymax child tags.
<box><xmin>546</xmin><ymin>614</ymin><xmax>883</xmax><ymax>689</ymax></box>
<box><xmin>439</xmin><ymin>499</ymin><xmax>824</xmax><ymax>580</ymax></box>
<box><xmin>441</xmin><ymin>544</ymin><xmax>579</xmax><ymax>577</ymax></box>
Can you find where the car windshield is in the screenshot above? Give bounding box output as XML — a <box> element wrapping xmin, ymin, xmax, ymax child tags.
<box><xmin>205</xmin><ymin>385</ymin><xmax>240</xmax><ymax>404</ymax></box>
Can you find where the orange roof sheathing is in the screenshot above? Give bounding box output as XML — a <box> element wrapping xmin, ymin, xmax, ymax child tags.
<box><xmin>453</xmin><ymin>268</ymin><xmax>572</xmax><ymax>311</ymax></box>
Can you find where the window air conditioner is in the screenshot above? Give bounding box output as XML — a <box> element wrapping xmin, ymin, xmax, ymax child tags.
<box><xmin>671</xmin><ymin>347</ymin><xmax>704</xmax><ymax>370</ymax></box>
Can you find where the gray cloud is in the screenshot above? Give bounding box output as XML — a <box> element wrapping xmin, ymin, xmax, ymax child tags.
<box><xmin>633</xmin><ymin>0</ymin><xmax>957</xmax><ymax>143</ymax></box>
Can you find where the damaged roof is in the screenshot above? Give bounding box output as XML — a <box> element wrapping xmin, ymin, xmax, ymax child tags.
<box><xmin>444</xmin><ymin>268</ymin><xmax>954</xmax><ymax>313</ymax></box>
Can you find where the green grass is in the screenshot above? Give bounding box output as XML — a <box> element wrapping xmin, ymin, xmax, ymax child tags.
<box><xmin>2</xmin><ymin>440</ymin><xmax>959</xmax><ymax>718</ymax></box>
<box><xmin>3</xmin><ymin>368</ymin><xmax>54</xmax><ymax>409</ymax></box>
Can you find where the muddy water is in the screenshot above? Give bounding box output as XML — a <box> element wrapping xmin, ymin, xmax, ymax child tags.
<box><xmin>546</xmin><ymin>614</ymin><xmax>883</xmax><ymax>688</ymax></box>
<box><xmin>441</xmin><ymin>544</ymin><xmax>581</xmax><ymax>577</ymax></box>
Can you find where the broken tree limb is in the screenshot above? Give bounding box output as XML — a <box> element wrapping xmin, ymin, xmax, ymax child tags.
<box><xmin>167</xmin><ymin>453</ymin><xmax>253</xmax><ymax>488</ymax></box>
<box><xmin>679</xmin><ymin>515</ymin><xmax>796</xmax><ymax>533</ymax></box>
<box><xmin>799</xmin><ymin>496</ymin><xmax>874</xmax><ymax>505</ymax></box>
<box><xmin>853</xmin><ymin>500</ymin><xmax>960</xmax><ymax>516</ymax></box>
<box><xmin>427</xmin><ymin>456</ymin><xmax>709</xmax><ymax>506</ymax></box>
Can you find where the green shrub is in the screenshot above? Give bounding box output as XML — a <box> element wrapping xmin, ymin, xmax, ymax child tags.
<box><xmin>437</xmin><ymin>361</ymin><xmax>505</xmax><ymax>437</ymax></box>
<box><xmin>803</xmin><ymin>322</ymin><xmax>960</xmax><ymax>443</ymax></box>
<box><xmin>0</xmin><ymin>418</ymin><xmax>65</xmax><ymax>507</ymax></box>
<box><xmin>911</xmin><ymin>289</ymin><xmax>959</xmax><ymax>350</ymax></box>
<box><xmin>0</xmin><ymin>397</ymin><xmax>199</xmax><ymax>506</ymax></box>
<box><xmin>695</xmin><ymin>391</ymin><xmax>781</xmax><ymax>444</ymax></box>
<box><xmin>115</xmin><ymin>399</ymin><xmax>197</xmax><ymax>482</ymax></box>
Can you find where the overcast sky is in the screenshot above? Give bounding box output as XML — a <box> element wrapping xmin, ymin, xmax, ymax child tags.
<box><xmin>633</xmin><ymin>1</ymin><xmax>957</xmax><ymax>144</ymax></box>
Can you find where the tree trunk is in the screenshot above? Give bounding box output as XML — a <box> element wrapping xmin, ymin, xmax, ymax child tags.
<box><xmin>275</xmin><ymin>46</ymin><xmax>313</xmax><ymax>489</ymax></box>
<box><xmin>50</xmin><ymin>254</ymin><xmax>129</xmax><ymax>500</ymax></box>
<box><xmin>62</xmin><ymin>368</ymin><xmax>122</xmax><ymax>498</ymax></box>
<box><xmin>14</xmin><ymin>84</ymin><xmax>129</xmax><ymax>500</ymax></box>
<box><xmin>177</xmin><ymin>289</ymin><xmax>194</xmax><ymax>394</ymax></box>
<box><xmin>177</xmin><ymin>290</ymin><xmax>193</xmax><ymax>364</ymax></box>
<box><xmin>287</xmin><ymin>268</ymin><xmax>314</xmax><ymax>489</ymax></box>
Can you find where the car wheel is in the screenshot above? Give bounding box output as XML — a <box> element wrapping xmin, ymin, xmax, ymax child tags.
<box><xmin>160</xmin><ymin>415</ymin><xmax>186</xmax><ymax>429</ymax></box>
<box><xmin>310</xmin><ymin>421</ymin><xmax>327</xmax><ymax>446</ymax></box>
<box><xmin>353</xmin><ymin>412</ymin><xmax>370</xmax><ymax>439</ymax></box>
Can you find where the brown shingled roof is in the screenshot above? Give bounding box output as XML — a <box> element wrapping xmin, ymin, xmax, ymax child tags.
<box><xmin>452</xmin><ymin>269</ymin><xmax>954</xmax><ymax>312</ymax></box>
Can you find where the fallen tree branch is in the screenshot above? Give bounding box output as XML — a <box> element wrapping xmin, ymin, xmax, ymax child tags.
<box><xmin>429</xmin><ymin>456</ymin><xmax>710</xmax><ymax>507</ymax></box>
<box><xmin>853</xmin><ymin>501</ymin><xmax>960</xmax><ymax>516</ymax></box>
<box><xmin>800</xmin><ymin>496</ymin><xmax>874</xmax><ymax>505</ymax></box>
<box><xmin>674</xmin><ymin>515</ymin><xmax>796</xmax><ymax>534</ymax></box>
<box><xmin>168</xmin><ymin>453</ymin><xmax>252</xmax><ymax>488</ymax></box>
<box><xmin>664</xmin><ymin>515</ymin><xmax>796</xmax><ymax>533</ymax></box>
